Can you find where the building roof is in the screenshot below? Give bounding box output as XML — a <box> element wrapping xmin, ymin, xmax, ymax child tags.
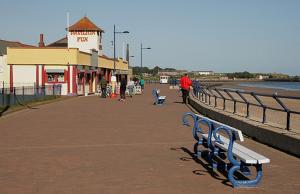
<box><xmin>47</xmin><ymin>36</ymin><xmax>68</xmax><ymax>47</ymax></box>
<box><xmin>0</xmin><ymin>39</ymin><xmax>34</xmax><ymax>56</ymax></box>
<box><xmin>68</xmin><ymin>16</ymin><xmax>104</xmax><ymax>32</ymax></box>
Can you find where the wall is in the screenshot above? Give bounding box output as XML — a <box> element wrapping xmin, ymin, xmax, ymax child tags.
<box><xmin>7</xmin><ymin>48</ymin><xmax>78</xmax><ymax>65</ymax></box>
<box><xmin>13</xmin><ymin>65</ymin><xmax>36</xmax><ymax>87</ymax></box>
<box><xmin>99</xmin><ymin>56</ymin><xmax>128</xmax><ymax>71</ymax></box>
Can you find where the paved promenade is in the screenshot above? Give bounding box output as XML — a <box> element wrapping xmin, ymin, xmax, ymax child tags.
<box><xmin>0</xmin><ymin>84</ymin><xmax>299</xmax><ymax>194</ymax></box>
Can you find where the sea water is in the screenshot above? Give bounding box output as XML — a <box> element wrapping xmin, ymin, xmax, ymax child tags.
<box><xmin>239</xmin><ymin>82</ymin><xmax>300</xmax><ymax>91</ymax></box>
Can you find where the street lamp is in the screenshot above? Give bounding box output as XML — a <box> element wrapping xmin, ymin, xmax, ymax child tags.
<box><xmin>140</xmin><ymin>43</ymin><xmax>151</xmax><ymax>75</ymax></box>
<box><xmin>113</xmin><ymin>24</ymin><xmax>129</xmax><ymax>75</ymax></box>
<box><xmin>111</xmin><ymin>24</ymin><xmax>129</xmax><ymax>98</ymax></box>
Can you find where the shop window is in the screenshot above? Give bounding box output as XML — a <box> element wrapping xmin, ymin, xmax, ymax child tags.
<box><xmin>47</xmin><ymin>73</ymin><xmax>65</xmax><ymax>83</ymax></box>
<box><xmin>78</xmin><ymin>73</ymin><xmax>84</xmax><ymax>84</ymax></box>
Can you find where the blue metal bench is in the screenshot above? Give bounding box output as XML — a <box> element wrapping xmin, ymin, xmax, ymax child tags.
<box><xmin>182</xmin><ymin>112</ymin><xmax>270</xmax><ymax>188</ymax></box>
<box><xmin>152</xmin><ymin>89</ymin><xmax>166</xmax><ymax>105</ymax></box>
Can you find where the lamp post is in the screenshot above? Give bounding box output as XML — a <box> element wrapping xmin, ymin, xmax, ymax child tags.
<box><xmin>111</xmin><ymin>25</ymin><xmax>129</xmax><ymax>98</ymax></box>
<box><xmin>140</xmin><ymin>43</ymin><xmax>151</xmax><ymax>75</ymax></box>
<box><xmin>113</xmin><ymin>24</ymin><xmax>129</xmax><ymax>75</ymax></box>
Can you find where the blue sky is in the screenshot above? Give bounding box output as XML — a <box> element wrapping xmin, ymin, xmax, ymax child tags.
<box><xmin>0</xmin><ymin>0</ymin><xmax>299</xmax><ymax>75</ymax></box>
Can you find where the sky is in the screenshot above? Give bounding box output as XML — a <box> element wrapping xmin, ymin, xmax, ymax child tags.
<box><xmin>0</xmin><ymin>0</ymin><xmax>299</xmax><ymax>75</ymax></box>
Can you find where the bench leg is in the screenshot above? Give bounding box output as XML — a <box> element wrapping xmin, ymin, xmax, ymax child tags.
<box><xmin>193</xmin><ymin>139</ymin><xmax>205</xmax><ymax>157</ymax></box>
<box><xmin>228</xmin><ymin>163</ymin><xmax>263</xmax><ymax>188</ymax></box>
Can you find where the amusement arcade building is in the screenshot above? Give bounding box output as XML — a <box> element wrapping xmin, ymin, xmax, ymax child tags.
<box><xmin>7</xmin><ymin>16</ymin><xmax>129</xmax><ymax>95</ymax></box>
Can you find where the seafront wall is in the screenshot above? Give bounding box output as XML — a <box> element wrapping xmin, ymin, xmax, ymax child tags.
<box><xmin>188</xmin><ymin>94</ymin><xmax>300</xmax><ymax>157</ymax></box>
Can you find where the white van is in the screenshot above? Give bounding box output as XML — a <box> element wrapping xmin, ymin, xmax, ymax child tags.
<box><xmin>160</xmin><ymin>76</ymin><xmax>169</xmax><ymax>84</ymax></box>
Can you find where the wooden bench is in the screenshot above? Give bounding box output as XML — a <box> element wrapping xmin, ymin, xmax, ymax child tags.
<box><xmin>182</xmin><ymin>112</ymin><xmax>270</xmax><ymax>188</ymax></box>
<box><xmin>152</xmin><ymin>89</ymin><xmax>166</xmax><ymax>105</ymax></box>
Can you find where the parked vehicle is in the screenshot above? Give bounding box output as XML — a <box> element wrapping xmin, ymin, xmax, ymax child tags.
<box><xmin>160</xmin><ymin>76</ymin><xmax>169</xmax><ymax>84</ymax></box>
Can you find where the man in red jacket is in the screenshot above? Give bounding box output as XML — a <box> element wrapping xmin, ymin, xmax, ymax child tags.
<box><xmin>180</xmin><ymin>73</ymin><xmax>192</xmax><ymax>104</ymax></box>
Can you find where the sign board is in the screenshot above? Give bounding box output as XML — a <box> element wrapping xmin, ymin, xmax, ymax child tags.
<box><xmin>68</xmin><ymin>30</ymin><xmax>100</xmax><ymax>54</ymax></box>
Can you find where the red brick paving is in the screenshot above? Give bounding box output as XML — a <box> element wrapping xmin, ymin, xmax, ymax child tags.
<box><xmin>0</xmin><ymin>84</ymin><xmax>299</xmax><ymax>194</ymax></box>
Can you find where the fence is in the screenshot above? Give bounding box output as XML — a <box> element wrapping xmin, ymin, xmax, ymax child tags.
<box><xmin>0</xmin><ymin>85</ymin><xmax>61</xmax><ymax>107</ymax></box>
<box><xmin>192</xmin><ymin>82</ymin><xmax>300</xmax><ymax>131</ymax></box>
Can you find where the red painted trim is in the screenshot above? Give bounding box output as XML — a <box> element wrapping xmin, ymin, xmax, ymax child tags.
<box><xmin>96</xmin><ymin>72</ymin><xmax>99</xmax><ymax>90</ymax></box>
<box><xmin>10</xmin><ymin>64</ymin><xmax>13</xmax><ymax>93</ymax></box>
<box><xmin>41</xmin><ymin>65</ymin><xmax>45</xmax><ymax>87</ymax></box>
<box><xmin>72</xmin><ymin>66</ymin><xmax>77</xmax><ymax>94</ymax></box>
<box><xmin>83</xmin><ymin>70</ymin><xmax>86</xmax><ymax>94</ymax></box>
<box><xmin>67</xmin><ymin>65</ymin><xmax>70</xmax><ymax>94</ymax></box>
<box><xmin>36</xmin><ymin>65</ymin><xmax>39</xmax><ymax>88</ymax></box>
<box><xmin>89</xmin><ymin>72</ymin><xmax>93</xmax><ymax>93</ymax></box>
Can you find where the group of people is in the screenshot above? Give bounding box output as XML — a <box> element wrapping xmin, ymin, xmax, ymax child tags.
<box><xmin>119</xmin><ymin>77</ymin><xmax>144</xmax><ymax>101</ymax></box>
<box><xmin>98</xmin><ymin>73</ymin><xmax>193</xmax><ymax>104</ymax></box>
<box><xmin>98</xmin><ymin>76</ymin><xmax>145</xmax><ymax>102</ymax></box>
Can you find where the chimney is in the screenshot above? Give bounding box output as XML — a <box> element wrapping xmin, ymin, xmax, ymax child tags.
<box><xmin>39</xmin><ymin>34</ymin><xmax>45</xmax><ymax>47</ymax></box>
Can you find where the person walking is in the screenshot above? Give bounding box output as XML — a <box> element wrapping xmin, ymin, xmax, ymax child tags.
<box><xmin>128</xmin><ymin>78</ymin><xmax>135</xmax><ymax>98</ymax></box>
<box><xmin>139</xmin><ymin>77</ymin><xmax>145</xmax><ymax>93</ymax></box>
<box><xmin>119</xmin><ymin>76</ymin><xmax>127</xmax><ymax>101</ymax></box>
<box><xmin>180</xmin><ymin>73</ymin><xmax>192</xmax><ymax>104</ymax></box>
<box><xmin>100</xmin><ymin>77</ymin><xmax>107</xmax><ymax>98</ymax></box>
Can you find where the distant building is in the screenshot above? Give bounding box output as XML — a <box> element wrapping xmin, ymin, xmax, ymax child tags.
<box><xmin>257</xmin><ymin>75</ymin><xmax>269</xmax><ymax>80</ymax></box>
<box><xmin>192</xmin><ymin>71</ymin><xmax>214</xmax><ymax>76</ymax></box>
<box><xmin>158</xmin><ymin>70</ymin><xmax>188</xmax><ymax>76</ymax></box>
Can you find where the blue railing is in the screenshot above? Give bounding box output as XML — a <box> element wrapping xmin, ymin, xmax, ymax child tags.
<box><xmin>192</xmin><ymin>84</ymin><xmax>300</xmax><ymax>131</ymax></box>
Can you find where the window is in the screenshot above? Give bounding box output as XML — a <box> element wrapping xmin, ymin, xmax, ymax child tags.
<box><xmin>47</xmin><ymin>73</ymin><xmax>65</xmax><ymax>83</ymax></box>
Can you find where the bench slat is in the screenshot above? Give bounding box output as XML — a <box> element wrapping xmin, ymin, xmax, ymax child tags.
<box><xmin>202</xmin><ymin>134</ymin><xmax>270</xmax><ymax>164</ymax></box>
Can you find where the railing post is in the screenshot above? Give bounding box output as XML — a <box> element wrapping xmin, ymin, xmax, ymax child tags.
<box><xmin>246</xmin><ymin>103</ymin><xmax>250</xmax><ymax>118</ymax></box>
<box><xmin>251</xmin><ymin>92</ymin><xmax>267</xmax><ymax>123</ymax></box>
<box><xmin>214</xmin><ymin>96</ymin><xmax>217</xmax><ymax>107</ymax></box>
<box><xmin>233</xmin><ymin>101</ymin><xmax>237</xmax><ymax>114</ymax></box>
<box><xmin>273</xmin><ymin>94</ymin><xmax>290</xmax><ymax>131</ymax></box>
<box><xmin>13</xmin><ymin>87</ymin><xmax>16</xmax><ymax>105</ymax></box>
<box><xmin>2</xmin><ymin>86</ymin><xmax>4</xmax><ymax>106</ymax></box>
<box><xmin>262</xmin><ymin>107</ymin><xmax>266</xmax><ymax>123</ymax></box>
<box><xmin>215</xmin><ymin>89</ymin><xmax>226</xmax><ymax>111</ymax></box>
<box><xmin>22</xmin><ymin>86</ymin><xmax>25</xmax><ymax>102</ymax></box>
<box><xmin>236</xmin><ymin>91</ymin><xmax>250</xmax><ymax>118</ymax></box>
<box><xmin>286</xmin><ymin>111</ymin><xmax>291</xmax><ymax>131</ymax></box>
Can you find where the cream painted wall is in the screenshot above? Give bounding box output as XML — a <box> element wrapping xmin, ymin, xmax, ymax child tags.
<box><xmin>13</xmin><ymin>65</ymin><xmax>36</xmax><ymax>87</ymax></box>
<box><xmin>7</xmin><ymin>48</ymin><xmax>78</xmax><ymax>65</ymax></box>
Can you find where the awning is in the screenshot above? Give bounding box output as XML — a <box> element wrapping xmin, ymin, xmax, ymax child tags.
<box><xmin>115</xmin><ymin>70</ymin><xmax>128</xmax><ymax>75</ymax></box>
<box><xmin>45</xmin><ymin>69</ymin><xmax>65</xmax><ymax>73</ymax></box>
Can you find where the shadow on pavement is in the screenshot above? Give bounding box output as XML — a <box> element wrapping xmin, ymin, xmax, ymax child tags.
<box><xmin>0</xmin><ymin>106</ymin><xmax>10</xmax><ymax>117</ymax></box>
<box><xmin>170</xmin><ymin>146</ymin><xmax>232</xmax><ymax>187</ymax></box>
